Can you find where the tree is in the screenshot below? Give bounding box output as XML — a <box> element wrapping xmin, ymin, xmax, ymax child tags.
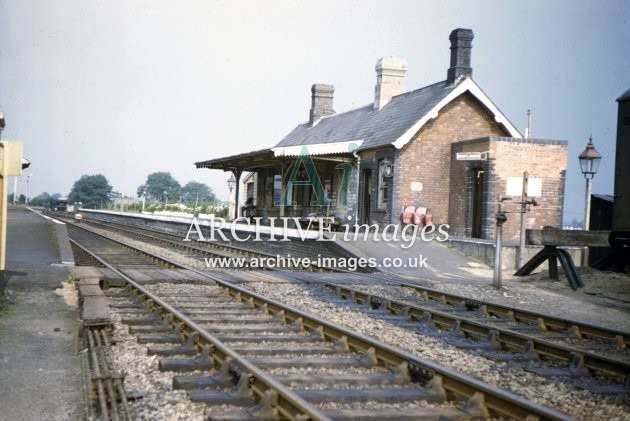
<box><xmin>180</xmin><ymin>181</ymin><xmax>215</xmax><ymax>205</ymax></box>
<box><xmin>29</xmin><ymin>192</ymin><xmax>53</xmax><ymax>207</ymax></box>
<box><xmin>138</xmin><ymin>172</ymin><xmax>181</xmax><ymax>203</ymax></box>
<box><xmin>68</xmin><ymin>174</ymin><xmax>113</xmax><ymax>209</ymax></box>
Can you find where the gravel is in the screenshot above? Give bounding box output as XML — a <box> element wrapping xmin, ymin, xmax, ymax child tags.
<box><xmin>82</xmin><ymin>224</ymin><xmax>630</xmax><ymax>420</ymax></box>
<box><xmin>242</xmin><ymin>280</ymin><xmax>630</xmax><ymax>420</ymax></box>
<box><xmin>107</xmin><ymin>296</ymin><xmax>210</xmax><ymax>420</ymax></box>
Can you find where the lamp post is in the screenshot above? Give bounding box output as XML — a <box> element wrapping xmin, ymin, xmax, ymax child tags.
<box><xmin>26</xmin><ymin>173</ymin><xmax>32</xmax><ymax>205</ymax></box>
<box><xmin>13</xmin><ymin>176</ymin><xmax>18</xmax><ymax>206</ymax></box>
<box><xmin>227</xmin><ymin>175</ymin><xmax>236</xmax><ymax>220</ymax></box>
<box><xmin>141</xmin><ymin>185</ymin><xmax>147</xmax><ymax>213</ymax></box>
<box><xmin>578</xmin><ymin>135</ymin><xmax>601</xmax><ymax>266</ymax></box>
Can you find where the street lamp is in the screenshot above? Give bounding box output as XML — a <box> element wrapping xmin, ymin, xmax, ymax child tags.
<box><xmin>227</xmin><ymin>175</ymin><xmax>236</xmax><ymax>220</ymax></box>
<box><xmin>578</xmin><ymin>135</ymin><xmax>601</xmax><ymax>266</ymax></box>
<box><xmin>141</xmin><ymin>185</ymin><xmax>147</xmax><ymax>213</ymax></box>
<box><xmin>227</xmin><ymin>175</ymin><xmax>236</xmax><ymax>193</ymax></box>
<box><xmin>26</xmin><ymin>173</ymin><xmax>32</xmax><ymax>205</ymax></box>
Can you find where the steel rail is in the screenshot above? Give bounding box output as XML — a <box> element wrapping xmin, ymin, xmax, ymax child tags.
<box><xmin>71</xmin><ymin>213</ymin><xmax>629</xmax><ymax>347</ymax></box>
<box><xmin>210</xmin><ymin>286</ymin><xmax>573</xmax><ymax>419</ymax></box>
<box><xmin>391</xmin><ymin>279</ymin><xmax>630</xmax><ymax>347</ymax></box>
<box><xmin>284</xmin><ymin>267</ymin><xmax>630</xmax><ymax>347</ymax></box>
<box><xmin>66</xmin><ymin>223</ymin><xmax>182</xmax><ymax>269</ymax></box>
<box><xmin>85</xmin><ymin>328</ymin><xmax>132</xmax><ymax>420</ymax></box>
<box><xmin>84</xmin><ymin>217</ymin><xmax>274</xmax><ymax>258</ymax></box>
<box><xmin>98</xmin><ymin>218</ymin><xmax>263</xmax><ymax>252</ymax></box>
<box><xmin>62</xmin><ymin>212</ymin><xmax>628</xmax><ymax>347</ymax></box>
<box><xmin>74</xmin><ymin>216</ymin><xmax>331</xmax><ymax>271</ymax></box>
<box><xmin>69</xmin><ymin>226</ymin><xmax>573</xmax><ymax>420</ymax></box>
<box><xmin>69</xmin><ymin>237</ymin><xmax>331</xmax><ymax>421</ymax></box>
<box><xmin>322</xmin><ymin>282</ymin><xmax>630</xmax><ymax>382</ymax></box>
<box><xmin>100</xmin><ymin>331</ymin><xmax>132</xmax><ymax>419</ymax></box>
<box><xmin>87</xmin><ymin>330</ymin><xmax>109</xmax><ymax>420</ymax></box>
<box><xmin>192</xmin><ymin>272</ymin><xmax>576</xmax><ymax>421</ymax></box>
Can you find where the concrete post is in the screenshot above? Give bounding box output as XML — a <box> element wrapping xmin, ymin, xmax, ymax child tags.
<box><xmin>582</xmin><ymin>177</ymin><xmax>592</xmax><ymax>266</ymax></box>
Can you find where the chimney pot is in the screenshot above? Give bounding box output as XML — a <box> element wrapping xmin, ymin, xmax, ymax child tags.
<box><xmin>374</xmin><ymin>57</ymin><xmax>408</xmax><ymax>110</ymax></box>
<box><xmin>309</xmin><ymin>84</ymin><xmax>334</xmax><ymax>125</ymax></box>
<box><xmin>447</xmin><ymin>28</ymin><xmax>474</xmax><ymax>84</ymax></box>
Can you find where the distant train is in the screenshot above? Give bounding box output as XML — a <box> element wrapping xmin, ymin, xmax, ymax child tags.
<box><xmin>49</xmin><ymin>198</ymin><xmax>69</xmax><ymax>212</ymax></box>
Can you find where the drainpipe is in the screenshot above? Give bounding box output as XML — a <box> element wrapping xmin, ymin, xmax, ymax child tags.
<box><xmin>353</xmin><ymin>151</ymin><xmax>360</xmax><ymax>226</ymax></box>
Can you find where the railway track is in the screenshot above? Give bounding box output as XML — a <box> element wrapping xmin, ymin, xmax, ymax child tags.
<box><xmin>60</xmin><ymin>215</ymin><xmax>270</xmax><ymax>269</ymax></box>
<box><xmin>62</xmin><ymin>214</ymin><xmax>349</xmax><ymax>272</ymax></box>
<box><xmin>271</xmin><ymin>271</ymin><xmax>630</xmax><ymax>386</ymax></box>
<box><xmin>66</xmin><ymin>216</ymin><xmax>630</xmax><ymax>384</ymax></box>
<box><xmin>66</xmin><ymin>217</ymin><xmax>574</xmax><ymax>419</ymax></box>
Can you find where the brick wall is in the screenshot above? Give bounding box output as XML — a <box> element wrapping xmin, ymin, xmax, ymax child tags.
<box><xmin>491</xmin><ymin>139</ymin><xmax>567</xmax><ymax>240</ymax></box>
<box><xmin>449</xmin><ymin>139</ymin><xmax>492</xmax><ymax>238</ymax></box>
<box><xmin>394</xmin><ymin>92</ymin><xmax>508</xmax><ymax>225</ymax></box>
<box><xmin>450</xmin><ymin>137</ymin><xmax>567</xmax><ymax>241</ymax></box>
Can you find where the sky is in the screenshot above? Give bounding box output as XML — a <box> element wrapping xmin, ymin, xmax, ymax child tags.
<box><xmin>1</xmin><ymin>0</ymin><xmax>628</xmax><ymax>223</ymax></box>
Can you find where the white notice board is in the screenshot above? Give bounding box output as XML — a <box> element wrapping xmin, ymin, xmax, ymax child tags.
<box><xmin>506</xmin><ymin>177</ymin><xmax>542</xmax><ymax>197</ymax></box>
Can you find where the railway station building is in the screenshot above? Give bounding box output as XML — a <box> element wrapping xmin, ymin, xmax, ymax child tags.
<box><xmin>196</xmin><ymin>28</ymin><xmax>567</xmax><ymax>241</ymax></box>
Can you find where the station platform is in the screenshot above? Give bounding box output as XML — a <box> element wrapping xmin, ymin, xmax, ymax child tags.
<box><xmin>335</xmin><ymin>231</ymin><xmax>488</xmax><ymax>281</ymax></box>
<box><xmin>0</xmin><ymin>207</ymin><xmax>85</xmax><ymax>419</ymax></box>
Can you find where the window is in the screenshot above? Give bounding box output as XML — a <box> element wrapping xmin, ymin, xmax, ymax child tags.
<box><xmin>289</xmin><ymin>165</ymin><xmax>309</xmax><ymax>206</ymax></box>
<box><xmin>272</xmin><ymin>175</ymin><xmax>282</xmax><ymax>205</ymax></box>
<box><xmin>246</xmin><ymin>182</ymin><xmax>254</xmax><ymax>202</ymax></box>
<box><xmin>273</xmin><ymin>169</ymin><xmax>333</xmax><ymax>207</ymax></box>
<box><xmin>323</xmin><ymin>176</ymin><xmax>333</xmax><ymax>203</ymax></box>
<box><xmin>377</xmin><ymin>159</ymin><xmax>392</xmax><ymax>209</ymax></box>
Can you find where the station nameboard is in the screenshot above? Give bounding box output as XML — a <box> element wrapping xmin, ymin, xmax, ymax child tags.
<box><xmin>456</xmin><ymin>152</ymin><xmax>484</xmax><ymax>161</ymax></box>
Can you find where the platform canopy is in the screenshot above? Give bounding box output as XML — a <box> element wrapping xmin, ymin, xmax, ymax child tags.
<box><xmin>194</xmin><ymin>142</ymin><xmax>355</xmax><ymax>173</ymax></box>
<box><xmin>194</xmin><ymin>148</ymin><xmax>276</xmax><ymax>172</ymax></box>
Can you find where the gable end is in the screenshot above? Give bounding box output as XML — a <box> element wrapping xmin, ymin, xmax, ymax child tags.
<box><xmin>392</xmin><ymin>78</ymin><xmax>522</xmax><ymax>149</ymax></box>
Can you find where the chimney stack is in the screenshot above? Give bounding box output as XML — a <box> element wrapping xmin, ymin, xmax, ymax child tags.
<box><xmin>374</xmin><ymin>57</ymin><xmax>408</xmax><ymax>110</ymax></box>
<box><xmin>447</xmin><ymin>28</ymin><xmax>474</xmax><ymax>84</ymax></box>
<box><xmin>309</xmin><ymin>84</ymin><xmax>335</xmax><ymax>125</ymax></box>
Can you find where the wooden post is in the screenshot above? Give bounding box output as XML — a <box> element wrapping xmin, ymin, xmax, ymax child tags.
<box><xmin>493</xmin><ymin>194</ymin><xmax>510</xmax><ymax>289</ymax></box>
<box><xmin>518</xmin><ymin>171</ymin><xmax>529</xmax><ymax>269</ymax></box>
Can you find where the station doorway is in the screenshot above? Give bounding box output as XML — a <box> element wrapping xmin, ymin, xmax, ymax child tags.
<box><xmin>360</xmin><ymin>170</ymin><xmax>372</xmax><ymax>224</ymax></box>
<box><xmin>471</xmin><ymin>168</ymin><xmax>485</xmax><ymax>238</ymax></box>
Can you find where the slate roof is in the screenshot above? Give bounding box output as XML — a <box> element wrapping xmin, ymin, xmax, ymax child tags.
<box><xmin>276</xmin><ymin>80</ymin><xmax>459</xmax><ymax>151</ymax></box>
<box><xmin>275</xmin><ymin>77</ymin><xmax>522</xmax><ymax>152</ymax></box>
<box><xmin>195</xmin><ymin>76</ymin><xmax>523</xmax><ymax>170</ymax></box>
